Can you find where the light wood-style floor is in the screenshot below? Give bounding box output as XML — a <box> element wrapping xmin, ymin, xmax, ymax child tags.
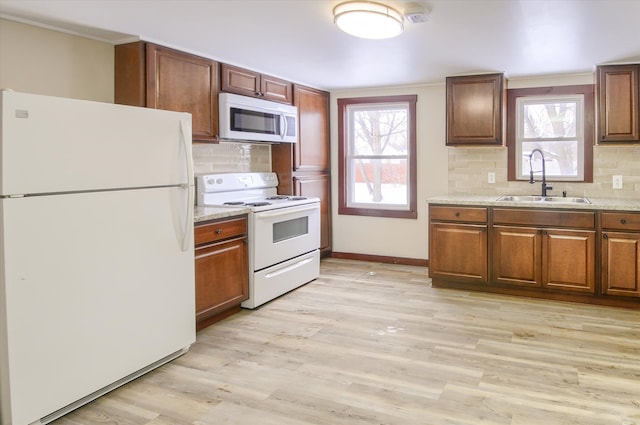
<box><xmin>54</xmin><ymin>258</ymin><xmax>640</xmax><ymax>425</ymax></box>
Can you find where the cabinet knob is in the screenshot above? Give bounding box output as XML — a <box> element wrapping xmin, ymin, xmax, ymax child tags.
<box><xmin>454</xmin><ymin>212</ymin><xmax>460</xmax><ymax>217</ymax></box>
<box><xmin>216</xmin><ymin>229</ymin><xmax>223</xmax><ymax>235</ymax></box>
<box><xmin>621</xmin><ymin>219</ymin><xmax>627</xmax><ymax>225</ymax></box>
<box><xmin>603</xmin><ymin>234</ymin><xmax>609</xmax><ymax>239</ymax></box>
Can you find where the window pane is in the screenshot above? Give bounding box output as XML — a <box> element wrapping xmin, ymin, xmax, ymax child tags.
<box><xmin>351</xmin><ymin>107</ymin><xmax>408</xmax><ymax>156</ymax></box>
<box><xmin>338</xmin><ymin>94</ymin><xmax>417</xmax><ymax>219</ymax></box>
<box><xmin>523</xmin><ymin>101</ymin><xmax>577</xmax><ymax>138</ymax></box>
<box><xmin>521</xmin><ymin>141</ymin><xmax>578</xmax><ymax>178</ymax></box>
<box><xmin>349</xmin><ymin>158</ymin><xmax>408</xmax><ymax>205</ymax></box>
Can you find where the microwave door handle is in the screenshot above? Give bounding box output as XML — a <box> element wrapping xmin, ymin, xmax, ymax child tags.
<box><xmin>280</xmin><ymin>112</ymin><xmax>287</xmax><ymax>141</ymax></box>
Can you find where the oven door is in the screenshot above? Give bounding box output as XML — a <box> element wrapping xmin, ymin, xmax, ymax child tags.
<box><xmin>252</xmin><ymin>202</ymin><xmax>320</xmax><ymax>270</ymax></box>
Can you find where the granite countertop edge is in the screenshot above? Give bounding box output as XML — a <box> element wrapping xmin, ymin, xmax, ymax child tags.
<box><xmin>194</xmin><ymin>206</ymin><xmax>252</xmax><ymax>223</ymax></box>
<box><xmin>427</xmin><ymin>195</ymin><xmax>640</xmax><ymax>212</ymax></box>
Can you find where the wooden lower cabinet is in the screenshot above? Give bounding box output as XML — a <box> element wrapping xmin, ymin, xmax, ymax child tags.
<box><xmin>195</xmin><ymin>217</ymin><xmax>248</xmax><ymax>330</ymax></box>
<box><xmin>430</xmin><ymin>223</ymin><xmax>488</xmax><ymax>283</ymax></box>
<box><xmin>543</xmin><ymin>228</ymin><xmax>595</xmax><ymax>292</ymax></box>
<box><xmin>491</xmin><ymin>226</ymin><xmax>595</xmax><ymax>292</ymax></box>
<box><xmin>429</xmin><ymin>205</ymin><xmax>488</xmax><ymax>284</ymax></box>
<box><xmin>428</xmin><ymin>204</ymin><xmax>636</xmax><ymax>307</ymax></box>
<box><xmin>601</xmin><ymin>211</ymin><xmax>640</xmax><ymax>297</ymax></box>
<box><xmin>492</xmin><ymin>226</ymin><xmax>541</xmax><ymax>287</ymax></box>
<box><xmin>601</xmin><ymin>232</ymin><xmax>640</xmax><ymax>297</ymax></box>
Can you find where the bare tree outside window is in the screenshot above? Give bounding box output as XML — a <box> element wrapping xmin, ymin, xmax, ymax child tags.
<box><xmin>516</xmin><ymin>95</ymin><xmax>584</xmax><ymax>180</ymax></box>
<box><xmin>351</xmin><ymin>105</ymin><xmax>408</xmax><ymax>204</ymax></box>
<box><xmin>506</xmin><ymin>85</ymin><xmax>594</xmax><ymax>183</ymax></box>
<box><xmin>338</xmin><ymin>95</ymin><xmax>417</xmax><ymax>219</ymax></box>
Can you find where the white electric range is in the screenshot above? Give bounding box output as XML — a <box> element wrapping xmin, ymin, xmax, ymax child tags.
<box><xmin>196</xmin><ymin>172</ymin><xmax>320</xmax><ymax>308</ymax></box>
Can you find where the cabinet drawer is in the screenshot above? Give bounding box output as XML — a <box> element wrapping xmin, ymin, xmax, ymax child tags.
<box><xmin>430</xmin><ymin>206</ymin><xmax>487</xmax><ymax>223</ymax></box>
<box><xmin>195</xmin><ymin>216</ymin><xmax>247</xmax><ymax>246</ymax></box>
<box><xmin>601</xmin><ymin>212</ymin><xmax>640</xmax><ymax>231</ymax></box>
<box><xmin>493</xmin><ymin>208</ymin><xmax>595</xmax><ymax>229</ymax></box>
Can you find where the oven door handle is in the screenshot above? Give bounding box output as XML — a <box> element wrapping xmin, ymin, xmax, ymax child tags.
<box><xmin>255</xmin><ymin>204</ymin><xmax>319</xmax><ymax>219</ymax></box>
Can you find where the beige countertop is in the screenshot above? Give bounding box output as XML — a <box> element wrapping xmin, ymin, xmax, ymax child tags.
<box><xmin>194</xmin><ymin>206</ymin><xmax>251</xmax><ymax>223</ymax></box>
<box><xmin>427</xmin><ymin>194</ymin><xmax>640</xmax><ymax>212</ymax></box>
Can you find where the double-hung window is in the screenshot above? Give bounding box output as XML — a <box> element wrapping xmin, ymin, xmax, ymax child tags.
<box><xmin>507</xmin><ymin>85</ymin><xmax>594</xmax><ymax>182</ymax></box>
<box><xmin>338</xmin><ymin>95</ymin><xmax>417</xmax><ymax>219</ymax></box>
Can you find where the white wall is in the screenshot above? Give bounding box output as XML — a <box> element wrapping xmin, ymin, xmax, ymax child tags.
<box><xmin>0</xmin><ymin>19</ymin><xmax>113</xmax><ymax>102</ymax></box>
<box><xmin>330</xmin><ymin>84</ymin><xmax>448</xmax><ymax>261</ymax></box>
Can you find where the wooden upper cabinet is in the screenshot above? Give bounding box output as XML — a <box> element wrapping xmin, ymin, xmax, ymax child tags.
<box><xmin>146</xmin><ymin>45</ymin><xmax>218</xmax><ymax>141</ymax></box>
<box><xmin>220</xmin><ymin>63</ymin><xmax>293</xmax><ymax>104</ymax></box>
<box><xmin>115</xmin><ymin>42</ymin><xmax>219</xmax><ymax>142</ymax></box>
<box><xmin>597</xmin><ymin>64</ymin><xmax>639</xmax><ymax>143</ymax></box>
<box><xmin>293</xmin><ymin>84</ymin><xmax>330</xmax><ymax>171</ymax></box>
<box><xmin>446</xmin><ymin>73</ymin><xmax>506</xmax><ymax>146</ymax></box>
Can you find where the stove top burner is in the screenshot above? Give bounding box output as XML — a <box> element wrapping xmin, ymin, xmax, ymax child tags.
<box><xmin>246</xmin><ymin>201</ymin><xmax>272</xmax><ymax>207</ymax></box>
<box><xmin>289</xmin><ymin>196</ymin><xmax>308</xmax><ymax>201</ymax></box>
<box><xmin>266</xmin><ymin>195</ymin><xmax>290</xmax><ymax>200</ymax></box>
<box><xmin>223</xmin><ymin>201</ymin><xmax>245</xmax><ymax>205</ymax></box>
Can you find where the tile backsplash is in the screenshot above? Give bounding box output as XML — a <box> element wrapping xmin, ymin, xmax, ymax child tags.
<box><xmin>192</xmin><ymin>141</ymin><xmax>271</xmax><ymax>175</ymax></box>
<box><xmin>448</xmin><ymin>145</ymin><xmax>640</xmax><ymax>198</ymax></box>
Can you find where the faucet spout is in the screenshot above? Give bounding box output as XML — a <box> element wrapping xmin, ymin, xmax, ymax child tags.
<box><xmin>529</xmin><ymin>148</ymin><xmax>553</xmax><ymax>197</ymax></box>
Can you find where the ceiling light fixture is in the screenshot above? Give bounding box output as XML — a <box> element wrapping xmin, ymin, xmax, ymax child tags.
<box><xmin>333</xmin><ymin>1</ymin><xmax>404</xmax><ymax>40</ymax></box>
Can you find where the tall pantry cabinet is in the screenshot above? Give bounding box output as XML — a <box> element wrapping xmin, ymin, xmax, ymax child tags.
<box><xmin>272</xmin><ymin>84</ymin><xmax>332</xmax><ymax>255</ymax></box>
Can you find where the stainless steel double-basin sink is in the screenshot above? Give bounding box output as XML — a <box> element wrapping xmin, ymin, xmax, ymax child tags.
<box><xmin>496</xmin><ymin>195</ymin><xmax>591</xmax><ymax>204</ymax></box>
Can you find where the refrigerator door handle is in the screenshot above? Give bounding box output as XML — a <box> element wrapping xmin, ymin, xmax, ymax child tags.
<box><xmin>180</xmin><ymin>118</ymin><xmax>194</xmax><ymax>252</ymax></box>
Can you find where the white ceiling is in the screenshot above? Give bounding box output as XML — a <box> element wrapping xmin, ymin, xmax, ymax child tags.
<box><xmin>1</xmin><ymin>0</ymin><xmax>639</xmax><ymax>91</ymax></box>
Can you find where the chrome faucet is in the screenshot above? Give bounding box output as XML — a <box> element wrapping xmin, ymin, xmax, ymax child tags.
<box><xmin>529</xmin><ymin>148</ymin><xmax>553</xmax><ymax>197</ymax></box>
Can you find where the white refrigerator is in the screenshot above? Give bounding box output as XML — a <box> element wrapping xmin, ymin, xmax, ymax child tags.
<box><xmin>0</xmin><ymin>90</ymin><xmax>196</xmax><ymax>425</ymax></box>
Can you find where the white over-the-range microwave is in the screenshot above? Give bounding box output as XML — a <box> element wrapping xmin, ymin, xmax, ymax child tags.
<box><xmin>218</xmin><ymin>92</ymin><xmax>298</xmax><ymax>143</ymax></box>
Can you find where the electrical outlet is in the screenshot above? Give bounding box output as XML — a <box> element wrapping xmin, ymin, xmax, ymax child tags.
<box><xmin>488</xmin><ymin>172</ymin><xmax>496</xmax><ymax>184</ymax></box>
<box><xmin>613</xmin><ymin>175</ymin><xmax>623</xmax><ymax>189</ymax></box>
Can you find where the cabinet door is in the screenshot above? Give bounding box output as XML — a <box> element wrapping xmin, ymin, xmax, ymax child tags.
<box><xmin>597</xmin><ymin>65</ymin><xmax>639</xmax><ymax>143</ymax></box>
<box><xmin>220</xmin><ymin>63</ymin><xmax>261</xmax><ymax>97</ymax></box>
<box><xmin>491</xmin><ymin>226</ymin><xmax>541</xmax><ymax>287</ymax></box>
<box><xmin>602</xmin><ymin>232</ymin><xmax>640</xmax><ymax>297</ymax></box>
<box><xmin>542</xmin><ymin>229</ymin><xmax>595</xmax><ymax>293</ymax></box>
<box><xmin>261</xmin><ymin>74</ymin><xmax>293</xmax><ymax>104</ymax></box>
<box><xmin>195</xmin><ymin>237</ymin><xmax>248</xmax><ymax>326</ymax></box>
<box><xmin>430</xmin><ymin>223</ymin><xmax>488</xmax><ymax>283</ymax></box>
<box><xmin>446</xmin><ymin>73</ymin><xmax>505</xmax><ymax>146</ymax></box>
<box><xmin>146</xmin><ymin>44</ymin><xmax>219</xmax><ymax>142</ymax></box>
<box><xmin>293</xmin><ymin>85</ymin><xmax>330</xmax><ymax>171</ymax></box>
<box><xmin>294</xmin><ymin>174</ymin><xmax>331</xmax><ymax>253</ymax></box>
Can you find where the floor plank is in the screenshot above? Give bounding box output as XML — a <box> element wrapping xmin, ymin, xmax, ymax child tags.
<box><xmin>52</xmin><ymin>259</ymin><xmax>640</xmax><ymax>425</ymax></box>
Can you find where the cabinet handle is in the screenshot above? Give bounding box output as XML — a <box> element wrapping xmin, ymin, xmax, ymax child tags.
<box><xmin>216</xmin><ymin>229</ymin><xmax>223</xmax><ymax>235</ymax></box>
<box><xmin>603</xmin><ymin>234</ymin><xmax>608</xmax><ymax>239</ymax></box>
<box><xmin>621</xmin><ymin>219</ymin><xmax>627</xmax><ymax>225</ymax></box>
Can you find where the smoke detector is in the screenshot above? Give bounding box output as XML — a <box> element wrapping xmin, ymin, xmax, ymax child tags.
<box><xmin>403</xmin><ymin>2</ymin><xmax>430</xmax><ymax>24</ymax></box>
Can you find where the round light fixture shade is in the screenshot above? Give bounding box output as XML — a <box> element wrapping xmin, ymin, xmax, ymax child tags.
<box><xmin>333</xmin><ymin>1</ymin><xmax>404</xmax><ymax>39</ymax></box>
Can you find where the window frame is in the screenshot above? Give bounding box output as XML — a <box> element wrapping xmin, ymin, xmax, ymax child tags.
<box><xmin>507</xmin><ymin>85</ymin><xmax>594</xmax><ymax>183</ymax></box>
<box><xmin>337</xmin><ymin>95</ymin><xmax>417</xmax><ymax>219</ymax></box>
